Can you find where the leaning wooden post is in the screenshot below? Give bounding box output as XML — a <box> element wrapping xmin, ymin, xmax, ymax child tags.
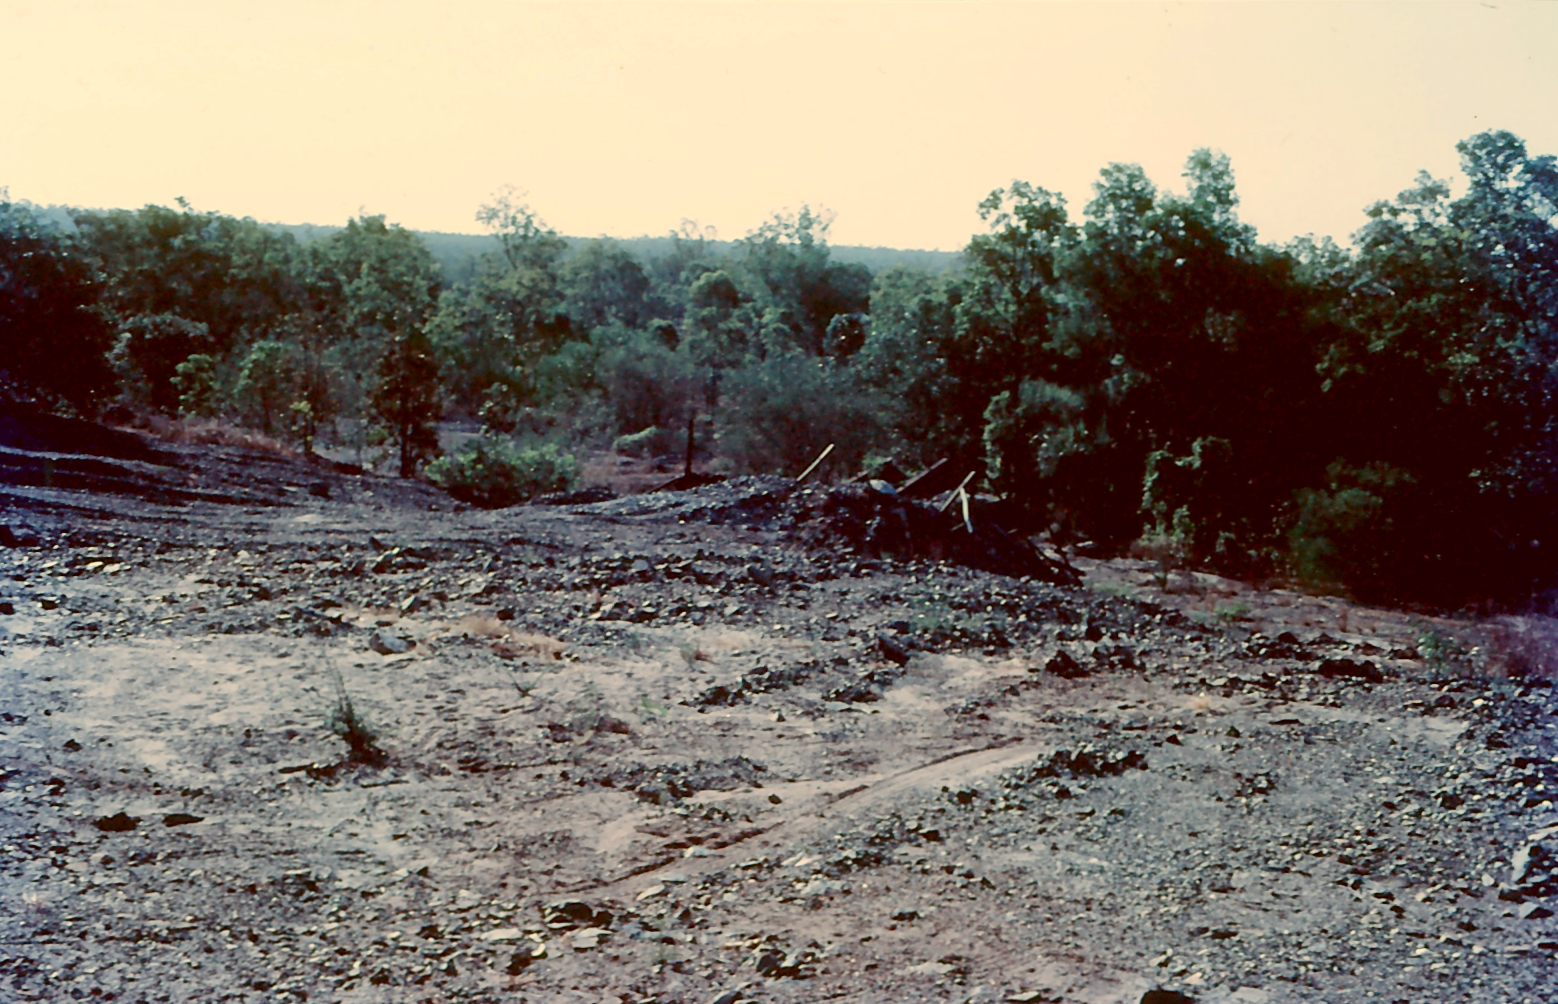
<box><xmin>796</xmin><ymin>443</ymin><xmax>836</xmax><ymax>483</ymax></box>
<box><xmin>938</xmin><ymin>471</ymin><xmax>977</xmax><ymax>512</ymax></box>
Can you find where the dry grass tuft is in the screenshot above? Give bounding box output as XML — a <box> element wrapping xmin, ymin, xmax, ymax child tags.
<box><xmin>133</xmin><ymin>415</ymin><xmax>299</xmax><ymax>456</ymax></box>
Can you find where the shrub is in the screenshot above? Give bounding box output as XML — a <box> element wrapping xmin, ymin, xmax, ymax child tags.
<box><xmin>717</xmin><ymin>355</ymin><xmax>886</xmax><ymax>477</ymax></box>
<box><xmin>1286</xmin><ymin>461</ymin><xmax>1415</xmax><ymax>599</ymax></box>
<box><xmin>426</xmin><ymin>435</ymin><xmax>580</xmax><ymax>508</ymax></box>
<box><xmin>612</xmin><ymin>425</ymin><xmax>686</xmax><ymax>457</ymax></box>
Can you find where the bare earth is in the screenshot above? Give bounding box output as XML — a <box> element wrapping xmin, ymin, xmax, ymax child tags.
<box><xmin>1</xmin><ymin>438</ymin><xmax>1556</xmax><ymax>1004</ymax></box>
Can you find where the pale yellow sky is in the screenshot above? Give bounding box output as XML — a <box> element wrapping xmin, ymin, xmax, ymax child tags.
<box><xmin>2</xmin><ymin>2</ymin><xmax>1554</xmax><ymax>250</ymax></box>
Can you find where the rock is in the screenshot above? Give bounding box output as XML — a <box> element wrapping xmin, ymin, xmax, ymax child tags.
<box><xmin>399</xmin><ymin>593</ymin><xmax>427</xmax><ymax>615</ymax></box>
<box><xmin>1506</xmin><ymin>833</ymin><xmax>1557</xmax><ymax>899</ymax></box>
<box><xmin>1316</xmin><ymin>657</ymin><xmax>1384</xmax><ymax>683</ymax></box>
<box><xmin>1518</xmin><ymin>902</ymin><xmax>1554</xmax><ymax>920</ymax></box>
<box><xmin>0</xmin><ymin>601</ymin><xmax>12</xmax><ymax>615</ymax></box>
<box><xmin>769</xmin><ymin>793</ymin><xmax>783</xmax><ymax>804</ymax></box>
<box><xmin>595</xmin><ymin>715</ymin><xmax>632</xmax><ymax>735</ymax></box>
<box><xmin>1045</xmin><ymin>649</ymin><xmax>1088</xmax><ymax>679</ymax></box>
<box><xmin>534</xmin><ymin>486</ymin><xmax>617</xmax><ymax>505</ymax></box>
<box><xmin>93</xmin><ymin>812</ymin><xmax>140</xmax><ymax>832</ymax></box>
<box><xmin>453</xmin><ymin>889</ymin><xmax>481</xmax><ymax>910</ymax></box>
<box><xmin>368</xmin><ymin>631</ymin><xmax>414</xmax><ymax>655</ymax></box>
<box><xmin>707</xmin><ymin>990</ymin><xmax>744</xmax><ymax>1004</ymax></box>
<box><xmin>162</xmin><ymin>813</ymin><xmax>203</xmax><ymax>826</ymax></box>
<box><xmin>62</xmin><ymin>739</ymin><xmax>81</xmax><ymax>752</ymax></box>
<box><xmin>543</xmin><ymin>899</ymin><xmax>611</xmax><ymax>930</ymax></box>
<box><xmin>308</xmin><ymin>481</ymin><xmax>331</xmax><ymax>499</ymax></box>
<box><xmin>877</xmin><ymin>633</ymin><xmax>911</xmax><ymax>665</ymax></box>
<box><xmin>570</xmin><ymin>926</ymin><xmax>609</xmax><ymax>950</ymax></box>
<box><xmin>479</xmin><ymin>927</ymin><xmax>523</xmax><ymax>941</ymax></box>
<box><xmin>1141</xmin><ymin>991</ymin><xmax>1197</xmax><ymax>1004</ymax></box>
<box><xmin>0</xmin><ymin>524</ymin><xmax>41</xmax><ymax>548</ymax></box>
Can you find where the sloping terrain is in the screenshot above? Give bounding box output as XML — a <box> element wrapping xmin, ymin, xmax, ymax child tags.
<box><xmin>1</xmin><ymin>433</ymin><xmax>1556</xmax><ymax>1004</ymax></box>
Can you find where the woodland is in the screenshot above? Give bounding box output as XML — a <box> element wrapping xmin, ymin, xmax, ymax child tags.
<box><xmin>3</xmin><ymin>130</ymin><xmax>1556</xmax><ymax>608</ymax></box>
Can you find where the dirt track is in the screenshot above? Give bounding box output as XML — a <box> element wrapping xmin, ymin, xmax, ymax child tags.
<box><xmin>2</xmin><ymin>436</ymin><xmax>1557</xmax><ymax>1004</ymax></box>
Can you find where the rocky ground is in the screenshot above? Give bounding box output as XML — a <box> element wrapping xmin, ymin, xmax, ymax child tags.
<box><xmin>1</xmin><ymin>430</ymin><xmax>1556</xmax><ymax>1004</ymax></box>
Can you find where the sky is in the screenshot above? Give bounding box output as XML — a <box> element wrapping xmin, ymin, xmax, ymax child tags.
<box><xmin>2</xmin><ymin>1</ymin><xmax>1555</xmax><ymax>251</ymax></box>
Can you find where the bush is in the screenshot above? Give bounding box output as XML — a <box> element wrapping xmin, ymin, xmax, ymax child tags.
<box><xmin>1286</xmin><ymin>461</ymin><xmax>1415</xmax><ymax>599</ymax></box>
<box><xmin>426</xmin><ymin>436</ymin><xmax>580</xmax><ymax>508</ymax></box>
<box><xmin>597</xmin><ymin>328</ymin><xmax>694</xmax><ymax>434</ymax></box>
<box><xmin>613</xmin><ymin>425</ymin><xmax>686</xmax><ymax>457</ymax></box>
<box><xmin>717</xmin><ymin>355</ymin><xmax>886</xmax><ymax>478</ymax></box>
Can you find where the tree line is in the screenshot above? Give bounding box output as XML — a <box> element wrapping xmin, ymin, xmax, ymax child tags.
<box><xmin>2</xmin><ymin>132</ymin><xmax>1555</xmax><ymax>608</ymax></box>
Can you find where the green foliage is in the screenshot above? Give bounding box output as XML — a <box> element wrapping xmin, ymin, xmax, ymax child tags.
<box><xmin>171</xmin><ymin>354</ymin><xmax>220</xmax><ymax>417</ymax></box>
<box><xmin>0</xmin><ymin>197</ymin><xmax>114</xmax><ymax>410</ymax></box>
<box><xmin>426</xmin><ymin>436</ymin><xmax>580</xmax><ymax>508</ymax></box>
<box><xmin>234</xmin><ymin>340</ymin><xmax>297</xmax><ymax>433</ymax></box>
<box><xmin>613</xmin><ymin>426</ymin><xmax>685</xmax><ymax>458</ymax></box>
<box><xmin>597</xmin><ymin>326</ymin><xmax>694</xmax><ymax>435</ymax></box>
<box><xmin>1287</xmin><ymin>462</ymin><xmax>1416</xmax><ymax>600</ymax></box>
<box><xmin>717</xmin><ymin>355</ymin><xmax>885</xmax><ymax>477</ymax></box>
<box><xmin>429</xmin><ymin>192</ymin><xmax>569</xmax><ymax>416</ymax></box>
<box><xmin>16</xmin><ymin>130</ymin><xmax>1558</xmax><ymax>608</ymax></box>
<box><xmin>369</xmin><ymin>326</ymin><xmax>443</xmax><ymax>477</ymax></box>
<box><xmin>108</xmin><ymin>313</ymin><xmax>213</xmax><ymax>413</ymax></box>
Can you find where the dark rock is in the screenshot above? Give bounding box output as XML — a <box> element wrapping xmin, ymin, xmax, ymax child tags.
<box><xmin>1045</xmin><ymin>650</ymin><xmax>1088</xmax><ymax>679</ymax></box>
<box><xmin>1316</xmin><ymin>657</ymin><xmax>1384</xmax><ymax>683</ymax></box>
<box><xmin>0</xmin><ymin>601</ymin><xmax>12</xmax><ymax>615</ymax></box>
<box><xmin>877</xmin><ymin>634</ymin><xmax>912</xmax><ymax>665</ymax></box>
<box><xmin>93</xmin><ymin>812</ymin><xmax>140</xmax><ymax>832</ymax></box>
<box><xmin>826</xmin><ymin>680</ymin><xmax>881</xmax><ymax>703</ymax></box>
<box><xmin>533</xmin><ymin>486</ymin><xmax>617</xmax><ymax>505</ymax></box>
<box><xmin>162</xmin><ymin>813</ymin><xmax>203</xmax><ymax>826</ymax></box>
<box><xmin>1518</xmin><ymin>902</ymin><xmax>1554</xmax><ymax>920</ymax></box>
<box><xmin>308</xmin><ymin>481</ymin><xmax>331</xmax><ymax>499</ymax></box>
<box><xmin>62</xmin><ymin>738</ymin><xmax>81</xmax><ymax>752</ymax></box>
<box><xmin>1141</xmin><ymin>991</ymin><xmax>1196</xmax><ymax>1004</ymax></box>
<box><xmin>600</xmin><ymin>756</ymin><xmax>769</xmax><ymax>804</ymax></box>
<box><xmin>0</xmin><ymin>524</ymin><xmax>42</xmax><ymax>548</ymax></box>
<box><xmin>595</xmin><ymin>715</ymin><xmax>632</xmax><ymax>735</ymax></box>
<box><xmin>542</xmin><ymin>899</ymin><xmax>612</xmax><ymax>930</ymax></box>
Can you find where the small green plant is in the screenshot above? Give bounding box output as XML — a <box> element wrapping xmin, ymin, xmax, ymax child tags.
<box><xmin>426</xmin><ymin>435</ymin><xmax>580</xmax><ymax>508</ymax></box>
<box><xmin>1214</xmin><ymin>600</ymin><xmax>1252</xmax><ymax>623</ymax></box>
<box><xmin>326</xmin><ymin>669</ymin><xmax>387</xmax><ymax>766</ymax></box>
<box><xmin>613</xmin><ymin>425</ymin><xmax>685</xmax><ymax>457</ymax></box>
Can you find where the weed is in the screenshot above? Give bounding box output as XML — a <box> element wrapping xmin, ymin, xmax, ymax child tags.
<box><xmin>565</xmin><ymin>681</ymin><xmax>606</xmax><ymax>733</ymax></box>
<box><xmin>1215</xmin><ymin>600</ymin><xmax>1252</xmax><ymax>623</ymax></box>
<box><xmin>326</xmin><ymin>668</ymin><xmax>387</xmax><ymax>767</ymax></box>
